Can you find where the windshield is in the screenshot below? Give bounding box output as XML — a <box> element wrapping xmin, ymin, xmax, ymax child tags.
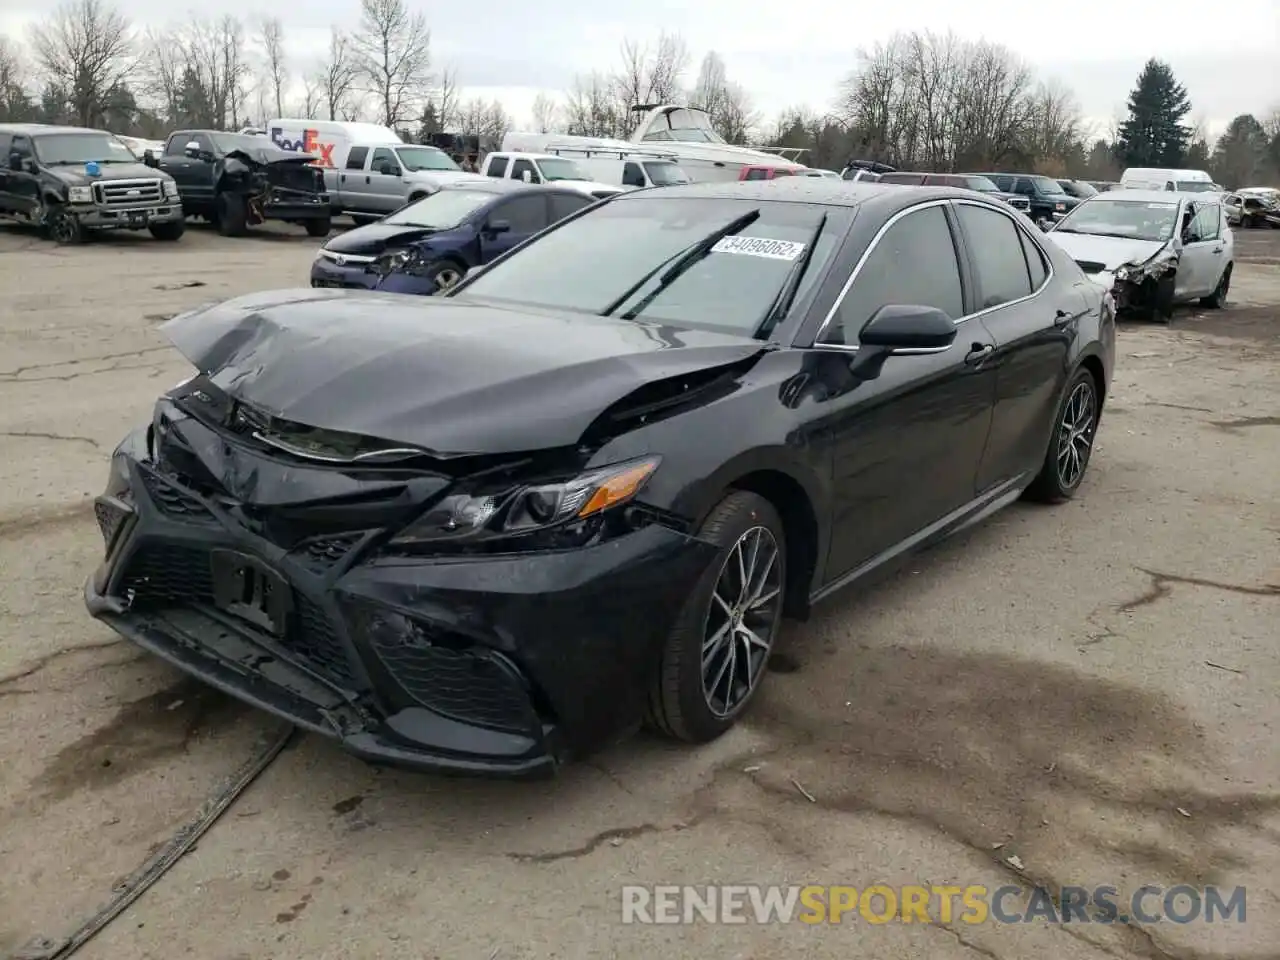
<box><xmin>382</xmin><ymin>190</ymin><xmax>494</xmax><ymax>228</ymax></box>
<box><xmin>1054</xmin><ymin>198</ymin><xmax>1179</xmax><ymax>242</ymax></box>
<box><xmin>458</xmin><ymin>197</ymin><xmax>844</xmax><ymax>336</ymax></box>
<box><xmin>395</xmin><ymin>146</ymin><xmax>461</xmax><ymax>172</ymax></box>
<box><xmin>644</xmin><ymin>161</ymin><xmax>690</xmax><ymax>185</ymax></box>
<box><xmin>32</xmin><ymin>133</ymin><xmax>136</xmax><ymax>165</ymax></box>
<box><xmin>538</xmin><ymin>157</ymin><xmax>588</xmax><ymax>181</ymax></box>
<box><xmin>210</xmin><ymin>133</ymin><xmax>274</xmax><ymax>154</ymax></box>
<box><xmin>642</xmin><ymin>108</ymin><xmax>727</xmax><ymax>145</ymax></box>
<box><xmin>1175</xmin><ymin>181</ymin><xmax>1219</xmax><ymax>193</ymax></box>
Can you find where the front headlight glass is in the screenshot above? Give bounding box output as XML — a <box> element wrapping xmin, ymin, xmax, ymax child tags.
<box><xmin>163</xmin><ymin>179</ymin><xmax>179</xmax><ymax>198</ymax></box>
<box><xmin>390</xmin><ymin>456</ymin><xmax>661</xmax><ymax>550</ymax></box>
<box><xmin>69</xmin><ymin>186</ymin><xmax>93</xmax><ymax>203</ymax></box>
<box><xmin>373</xmin><ymin>248</ymin><xmax>412</xmax><ymax>276</ymax></box>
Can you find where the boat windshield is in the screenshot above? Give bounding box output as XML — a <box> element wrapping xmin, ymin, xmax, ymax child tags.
<box><xmin>640</xmin><ymin>108</ymin><xmax>727</xmax><ymax>145</ymax></box>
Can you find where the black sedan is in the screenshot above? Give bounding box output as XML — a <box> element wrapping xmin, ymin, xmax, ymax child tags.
<box><xmin>85</xmin><ymin>179</ymin><xmax>1115</xmax><ymax>778</ymax></box>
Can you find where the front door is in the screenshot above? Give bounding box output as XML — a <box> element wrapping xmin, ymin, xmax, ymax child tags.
<box><xmin>479</xmin><ymin>194</ymin><xmax>550</xmax><ymax>263</ymax></box>
<box><xmin>6</xmin><ymin>135</ymin><xmax>39</xmax><ymax>217</ymax></box>
<box><xmin>1177</xmin><ymin>201</ymin><xmax>1225</xmax><ymax>298</ymax></box>
<box><xmin>814</xmin><ymin>201</ymin><xmax>997</xmax><ymax>578</ymax></box>
<box><xmin>366</xmin><ymin>147</ymin><xmax>404</xmax><ymax>212</ymax></box>
<box><xmin>951</xmin><ymin>200</ymin><xmax>1076</xmax><ymax>490</ymax></box>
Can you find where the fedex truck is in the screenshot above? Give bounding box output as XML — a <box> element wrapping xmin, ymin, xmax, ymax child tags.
<box><xmin>267</xmin><ymin>119</ymin><xmax>402</xmax><ymax>172</ymax></box>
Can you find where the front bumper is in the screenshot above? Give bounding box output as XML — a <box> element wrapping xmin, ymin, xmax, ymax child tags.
<box><xmin>374</xmin><ymin>269</ymin><xmax>440</xmax><ymax>296</ymax></box>
<box><xmin>264</xmin><ymin>196</ymin><xmax>331</xmax><ymax>221</ymax></box>
<box><xmin>69</xmin><ymin>202</ymin><xmax>184</xmax><ymax>229</ymax></box>
<box><xmin>310</xmin><ymin>259</ymin><xmax>379</xmax><ymax>290</ymax></box>
<box><xmin>85</xmin><ymin>442</ymin><xmax>717</xmax><ymax>777</ymax></box>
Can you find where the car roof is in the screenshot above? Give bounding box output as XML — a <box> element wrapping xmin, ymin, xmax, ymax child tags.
<box><xmin>0</xmin><ymin>123</ymin><xmax>104</xmax><ymax>136</ymax></box>
<box><xmin>436</xmin><ymin>179</ymin><xmax>567</xmax><ymax>196</ymax></box>
<box><xmin>614</xmin><ymin>179</ymin><xmax>1021</xmax><ymax>215</ymax></box>
<box><xmin>1082</xmin><ymin>189</ymin><xmax>1190</xmax><ymax>204</ymax></box>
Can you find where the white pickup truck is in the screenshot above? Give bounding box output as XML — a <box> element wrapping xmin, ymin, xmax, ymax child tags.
<box><xmin>479</xmin><ymin>152</ymin><xmax>625</xmax><ymax>199</ymax></box>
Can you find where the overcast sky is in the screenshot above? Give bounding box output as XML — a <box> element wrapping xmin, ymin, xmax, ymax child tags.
<box><xmin>3</xmin><ymin>0</ymin><xmax>1278</xmax><ymax>139</ymax></box>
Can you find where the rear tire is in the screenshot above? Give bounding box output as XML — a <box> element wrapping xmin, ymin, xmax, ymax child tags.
<box><xmin>645</xmin><ymin>490</ymin><xmax>786</xmax><ymax>744</ymax></box>
<box><xmin>215</xmin><ymin>192</ymin><xmax>248</xmax><ymax>237</ymax></box>
<box><xmin>305</xmin><ymin>217</ymin><xmax>332</xmax><ymax>238</ymax></box>
<box><xmin>1024</xmin><ymin>367</ymin><xmax>1100</xmax><ymax>504</ymax></box>
<box><xmin>149</xmin><ymin>220</ymin><xmax>185</xmax><ymax>241</ymax></box>
<box><xmin>1199</xmin><ymin>263</ymin><xmax>1230</xmax><ymax>308</ymax></box>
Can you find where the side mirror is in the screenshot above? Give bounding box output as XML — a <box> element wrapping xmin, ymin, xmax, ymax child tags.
<box><xmin>520</xmin><ymin>169</ymin><xmax>533</xmax><ymax>183</ymax></box>
<box><xmin>184</xmin><ymin>141</ymin><xmax>202</xmax><ymax>157</ymax></box>
<box><xmin>377</xmin><ymin>162</ymin><xmax>399</xmax><ymax>176</ymax></box>
<box><xmin>8</xmin><ymin>152</ymin><xmax>22</xmax><ymax>171</ymax></box>
<box><xmin>484</xmin><ymin>219</ymin><xmax>511</xmax><ymax>235</ymax></box>
<box><xmin>143</xmin><ymin>150</ymin><xmax>158</xmax><ymax>168</ymax></box>
<box><xmin>858</xmin><ymin>304</ymin><xmax>957</xmax><ymax>351</ymax></box>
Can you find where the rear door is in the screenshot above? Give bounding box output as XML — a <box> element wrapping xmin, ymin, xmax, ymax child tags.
<box><xmin>5</xmin><ymin>135</ymin><xmax>38</xmax><ymax>216</ymax></box>
<box><xmin>336</xmin><ymin>145</ymin><xmax>370</xmax><ymax>210</ymax></box>
<box><xmin>952</xmin><ymin>200</ymin><xmax>1075</xmax><ymax>490</ymax></box>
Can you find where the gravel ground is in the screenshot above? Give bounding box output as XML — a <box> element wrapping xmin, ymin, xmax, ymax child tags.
<box><xmin>0</xmin><ymin>220</ymin><xmax>1277</xmax><ymax>960</ymax></box>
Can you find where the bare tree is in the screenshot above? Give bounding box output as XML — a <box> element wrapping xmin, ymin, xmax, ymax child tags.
<box><xmin>564</xmin><ymin>71</ymin><xmax>620</xmax><ymax>137</ymax></box>
<box><xmin>429</xmin><ymin>64</ymin><xmax>460</xmax><ymax>131</ymax></box>
<box><xmin>256</xmin><ymin>16</ymin><xmax>287</xmax><ymax>119</ymax></box>
<box><xmin>300</xmin><ymin>75</ymin><xmax>324</xmax><ymax>117</ymax></box>
<box><xmin>689</xmin><ymin>51</ymin><xmax>756</xmax><ymax>142</ymax></box>
<box><xmin>531</xmin><ymin>92</ymin><xmax>560</xmax><ymax>133</ymax></box>
<box><xmin>610</xmin><ymin>32</ymin><xmax>689</xmax><ymax>122</ymax></box>
<box><xmin>350</xmin><ymin>0</ymin><xmax>432</xmax><ymax>127</ymax></box>
<box><xmin>319</xmin><ymin>28</ymin><xmax>357</xmax><ymax>122</ymax></box>
<box><xmin>0</xmin><ymin>37</ymin><xmax>38</xmax><ymax>121</ymax></box>
<box><xmin>28</xmin><ymin>0</ymin><xmax>135</xmax><ymax>127</ymax></box>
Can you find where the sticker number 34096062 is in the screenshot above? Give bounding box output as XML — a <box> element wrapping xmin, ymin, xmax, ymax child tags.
<box><xmin>711</xmin><ymin>236</ymin><xmax>806</xmax><ymax>261</ymax></box>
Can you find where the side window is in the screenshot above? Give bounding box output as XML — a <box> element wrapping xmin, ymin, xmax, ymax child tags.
<box><xmin>1014</xmin><ymin>178</ymin><xmax>1037</xmax><ymax>196</ymax></box>
<box><xmin>1020</xmin><ymin>230</ymin><xmax>1049</xmax><ymax>289</ymax></box>
<box><xmin>822</xmin><ymin>205</ymin><xmax>964</xmax><ymax>345</ymax></box>
<box><xmin>189</xmin><ymin>133</ymin><xmax>214</xmax><ymax>155</ymax></box>
<box><xmin>622</xmin><ymin>162</ymin><xmax>646</xmax><ymax>187</ymax></box>
<box><xmin>484</xmin><ymin>155</ymin><xmax>508</xmax><ymax>178</ymax></box>
<box><xmin>370</xmin><ymin>147</ymin><xmax>398</xmax><ymax>174</ymax></box>
<box><xmin>493</xmin><ymin>194</ymin><xmax>548</xmax><ymax>233</ymax></box>
<box><xmin>957</xmin><ymin>203</ymin><xmax>1032</xmax><ymax>309</ymax></box>
<box><xmin>164</xmin><ymin>134</ymin><xmax>186</xmax><ymax>156</ymax></box>
<box><xmin>1191</xmin><ymin>204</ymin><xmax>1220</xmax><ymax>241</ymax></box>
<box><xmin>548</xmin><ymin>192</ymin><xmax>591</xmax><ymax>222</ymax></box>
<box><xmin>0</xmin><ymin>134</ymin><xmax>12</xmax><ymax>163</ymax></box>
<box><xmin>510</xmin><ymin>158</ymin><xmax>539</xmax><ymax>183</ymax></box>
<box><xmin>346</xmin><ymin>146</ymin><xmax>369</xmax><ymax>171</ymax></box>
<box><xmin>744</xmin><ymin>168</ymin><xmax>768</xmax><ymax>181</ymax></box>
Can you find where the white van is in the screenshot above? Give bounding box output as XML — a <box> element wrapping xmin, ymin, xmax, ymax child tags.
<box><xmin>480</xmin><ymin>152</ymin><xmax>625</xmax><ymax>199</ymax></box>
<box><xmin>267</xmin><ymin>119</ymin><xmax>401</xmax><ymax>172</ymax></box>
<box><xmin>1120</xmin><ymin>168</ymin><xmax>1222</xmax><ymax>194</ymax></box>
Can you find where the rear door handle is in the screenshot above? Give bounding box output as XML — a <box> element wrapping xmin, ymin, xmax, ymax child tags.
<box><xmin>964</xmin><ymin>343</ymin><xmax>995</xmax><ymax>366</ymax></box>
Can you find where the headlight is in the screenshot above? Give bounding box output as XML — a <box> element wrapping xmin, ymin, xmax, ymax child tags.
<box><xmin>373</xmin><ymin>248</ymin><xmax>412</xmax><ymax>276</ymax></box>
<box><xmin>69</xmin><ymin>186</ymin><xmax>93</xmax><ymax>203</ymax></box>
<box><xmin>1054</xmin><ymin>202</ymin><xmax>1066</xmax><ymax>212</ymax></box>
<box><xmin>389</xmin><ymin>456</ymin><xmax>661</xmax><ymax>549</ymax></box>
<box><xmin>163</xmin><ymin>179</ymin><xmax>179</xmax><ymax>199</ymax></box>
<box><xmin>1114</xmin><ymin>266</ymin><xmax>1131</xmax><ymax>282</ymax></box>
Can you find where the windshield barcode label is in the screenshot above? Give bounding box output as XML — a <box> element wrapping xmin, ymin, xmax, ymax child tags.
<box><xmin>711</xmin><ymin>236</ymin><xmax>805</xmax><ymax>260</ymax></box>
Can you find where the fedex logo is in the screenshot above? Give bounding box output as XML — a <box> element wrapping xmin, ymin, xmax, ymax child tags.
<box><xmin>270</xmin><ymin>127</ymin><xmax>336</xmax><ymax>167</ymax></box>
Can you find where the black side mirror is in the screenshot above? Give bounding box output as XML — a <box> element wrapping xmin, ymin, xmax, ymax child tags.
<box><xmin>378</xmin><ymin>162</ymin><xmax>400</xmax><ymax>176</ymax></box>
<box><xmin>859</xmin><ymin>304</ymin><xmax>957</xmax><ymax>351</ymax></box>
<box><xmin>143</xmin><ymin>150</ymin><xmax>158</xmax><ymax>168</ymax></box>
<box><xmin>8</xmin><ymin>152</ymin><xmax>23</xmax><ymax>171</ymax></box>
<box><xmin>484</xmin><ymin>219</ymin><xmax>511</xmax><ymax>235</ymax></box>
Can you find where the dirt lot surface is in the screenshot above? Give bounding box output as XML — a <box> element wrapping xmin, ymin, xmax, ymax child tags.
<box><xmin>0</xmin><ymin>221</ymin><xmax>1277</xmax><ymax>960</ymax></box>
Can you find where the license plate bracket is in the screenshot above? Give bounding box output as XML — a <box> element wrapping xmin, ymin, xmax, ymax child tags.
<box><xmin>128</xmin><ymin>211</ymin><xmax>146</xmax><ymax>225</ymax></box>
<box><xmin>210</xmin><ymin>549</ymin><xmax>293</xmax><ymax>636</ymax></box>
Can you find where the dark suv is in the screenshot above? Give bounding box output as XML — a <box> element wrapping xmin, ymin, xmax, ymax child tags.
<box><xmin>973</xmin><ymin>173</ymin><xmax>1079</xmax><ymax>229</ymax></box>
<box><xmin>0</xmin><ymin>123</ymin><xmax>185</xmax><ymax>243</ymax></box>
<box><xmin>147</xmin><ymin>130</ymin><xmax>331</xmax><ymax>237</ymax></box>
<box><xmin>876</xmin><ymin>171</ymin><xmax>1032</xmax><ymax>215</ymax></box>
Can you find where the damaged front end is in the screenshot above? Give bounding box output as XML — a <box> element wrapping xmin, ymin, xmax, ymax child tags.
<box><xmin>1080</xmin><ymin>246</ymin><xmax>1178</xmax><ymax>322</ymax></box>
<box><xmin>84</xmin><ymin>366</ymin><xmax>725</xmax><ymax>777</ymax></box>
<box><xmin>220</xmin><ymin>149</ymin><xmax>329</xmax><ymax>226</ymax></box>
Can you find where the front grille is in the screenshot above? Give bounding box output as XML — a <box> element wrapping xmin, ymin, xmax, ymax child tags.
<box><xmin>94</xmin><ymin>178</ymin><xmax>164</xmax><ymax>206</ymax></box>
<box><xmin>140</xmin><ymin>470</ymin><xmax>216</xmax><ymax>523</ymax></box>
<box><xmin>122</xmin><ymin>543</ymin><xmax>214</xmax><ymax>602</ymax></box>
<box><xmin>120</xmin><ymin>542</ymin><xmax>358</xmax><ymax>688</ymax></box>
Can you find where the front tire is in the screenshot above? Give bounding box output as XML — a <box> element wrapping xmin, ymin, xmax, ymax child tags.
<box><xmin>1199</xmin><ymin>263</ymin><xmax>1230</xmax><ymax>308</ymax></box>
<box><xmin>46</xmin><ymin>204</ymin><xmax>84</xmax><ymax>245</ymax></box>
<box><xmin>646</xmin><ymin>491</ymin><xmax>786</xmax><ymax>744</ymax></box>
<box><xmin>421</xmin><ymin>259</ymin><xmax>466</xmax><ymax>292</ymax></box>
<box><xmin>1024</xmin><ymin>367</ymin><xmax>1100</xmax><ymax>504</ymax></box>
<box><xmin>215</xmin><ymin>192</ymin><xmax>248</xmax><ymax>237</ymax></box>
<box><xmin>149</xmin><ymin>220</ymin><xmax>185</xmax><ymax>241</ymax></box>
<box><xmin>305</xmin><ymin>217</ymin><xmax>332</xmax><ymax>238</ymax></box>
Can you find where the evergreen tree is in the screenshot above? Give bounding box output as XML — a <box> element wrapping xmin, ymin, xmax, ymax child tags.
<box><xmin>1115</xmin><ymin>59</ymin><xmax>1192</xmax><ymax>167</ymax></box>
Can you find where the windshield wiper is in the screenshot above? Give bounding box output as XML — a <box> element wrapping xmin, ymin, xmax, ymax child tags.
<box><xmin>604</xmin><ymin>209</ymin><xmax>761</xmax><ymax>320</ymax></box>
<box><xmin>757</xmin><ymin>212</ymin><xmax>826</xmax><ymax>339</ymax></box>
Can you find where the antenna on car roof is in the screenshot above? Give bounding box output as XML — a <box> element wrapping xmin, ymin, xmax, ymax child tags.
<box><xmin>630</xmin><ymin>104</ymin><xmax>660</xmax><ymax>113</ymax></box>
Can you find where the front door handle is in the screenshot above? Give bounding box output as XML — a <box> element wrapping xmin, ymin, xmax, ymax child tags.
<box><xmin>964</xmin><ymin>343</ymin><xmax>995</xmax><ymax>366</ymax></box>
<box><xmin>1212</xmin><ymin>247</ymin><xmax>1223</xmax><ymax>255</ymax></box>
<box><xmin>1054</xmin><ymin>308</ymin><xmax>1073</xmax><ymax>327</ymax></box>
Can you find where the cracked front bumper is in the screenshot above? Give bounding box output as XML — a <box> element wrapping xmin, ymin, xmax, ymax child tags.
<box><xmin>84</xmin><ymin>441</ymin><xmax>719</xmax><ymax>777</ymax></box>
<box><xmin>69</xmin><ymin>203</ymin><xmax>184</xmax><ymax>228</ymax></box>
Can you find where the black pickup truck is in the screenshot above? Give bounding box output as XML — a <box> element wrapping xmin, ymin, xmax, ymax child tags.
<box><xmin>0</xmin><ymin>123</ymin><xmax>186</xmax><ymax>243</ymax></box>
<box><xmin>147</xmin><ymin>130</ymin><xmax>331</xmax><ymax>237</ymax></box>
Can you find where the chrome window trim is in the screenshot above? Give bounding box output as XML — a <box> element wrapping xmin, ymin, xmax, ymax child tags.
<box><xmin>814</xmin><ymin>196</ymin><xmax>1058</xmax><ymax>348</ymax></box>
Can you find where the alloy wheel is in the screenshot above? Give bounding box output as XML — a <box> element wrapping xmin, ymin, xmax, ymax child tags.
<box><xmin>434</xmin><ymin>266</ymin><xmax>463</xmax><ymax>289</ymax></box>
<box><xmin>1056</xmin><ymin>380</ymin><xmax>1096</xmax><ymax>490</ymax></box>
<box><xmin>49</xmin><ymin>210</ymin><xmax>79</xmax><ymax>244</ymax></box>
<box><xmin>701</xmin><ymin>525</ymin><xmax>783</xmax><ymax>719</ymax></box>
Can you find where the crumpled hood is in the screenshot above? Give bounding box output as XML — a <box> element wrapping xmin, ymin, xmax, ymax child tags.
<box><xmin>225</xmin><ymin>145</ymin><xmax>317</xmax><ymax>167</ymax></box>
<box><xmin>1046</xmin><ymin>231</ymin><xmax>1167</xmax><ymax>272</ymax></box>
<box><xmin>160</xmin><ymin>288</ymin><xmax>767</xmax><ymax>455</ymax></box>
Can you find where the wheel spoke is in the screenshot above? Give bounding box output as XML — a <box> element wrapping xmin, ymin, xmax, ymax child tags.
<box><xmin>738</xmin><ymin>624</ymin><xmax>770</xmax><ymax>650</ymax></box>
<box><xmin>748</xmin><ymin>585</ymin><xmax>780</xmax><ymax>610</ymax></box>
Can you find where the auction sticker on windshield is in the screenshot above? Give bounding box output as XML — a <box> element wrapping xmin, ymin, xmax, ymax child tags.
<box><xmin>712</xmin><ymin>236</ymin><xmax>806</xmax><ymax>261</ymax></box>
